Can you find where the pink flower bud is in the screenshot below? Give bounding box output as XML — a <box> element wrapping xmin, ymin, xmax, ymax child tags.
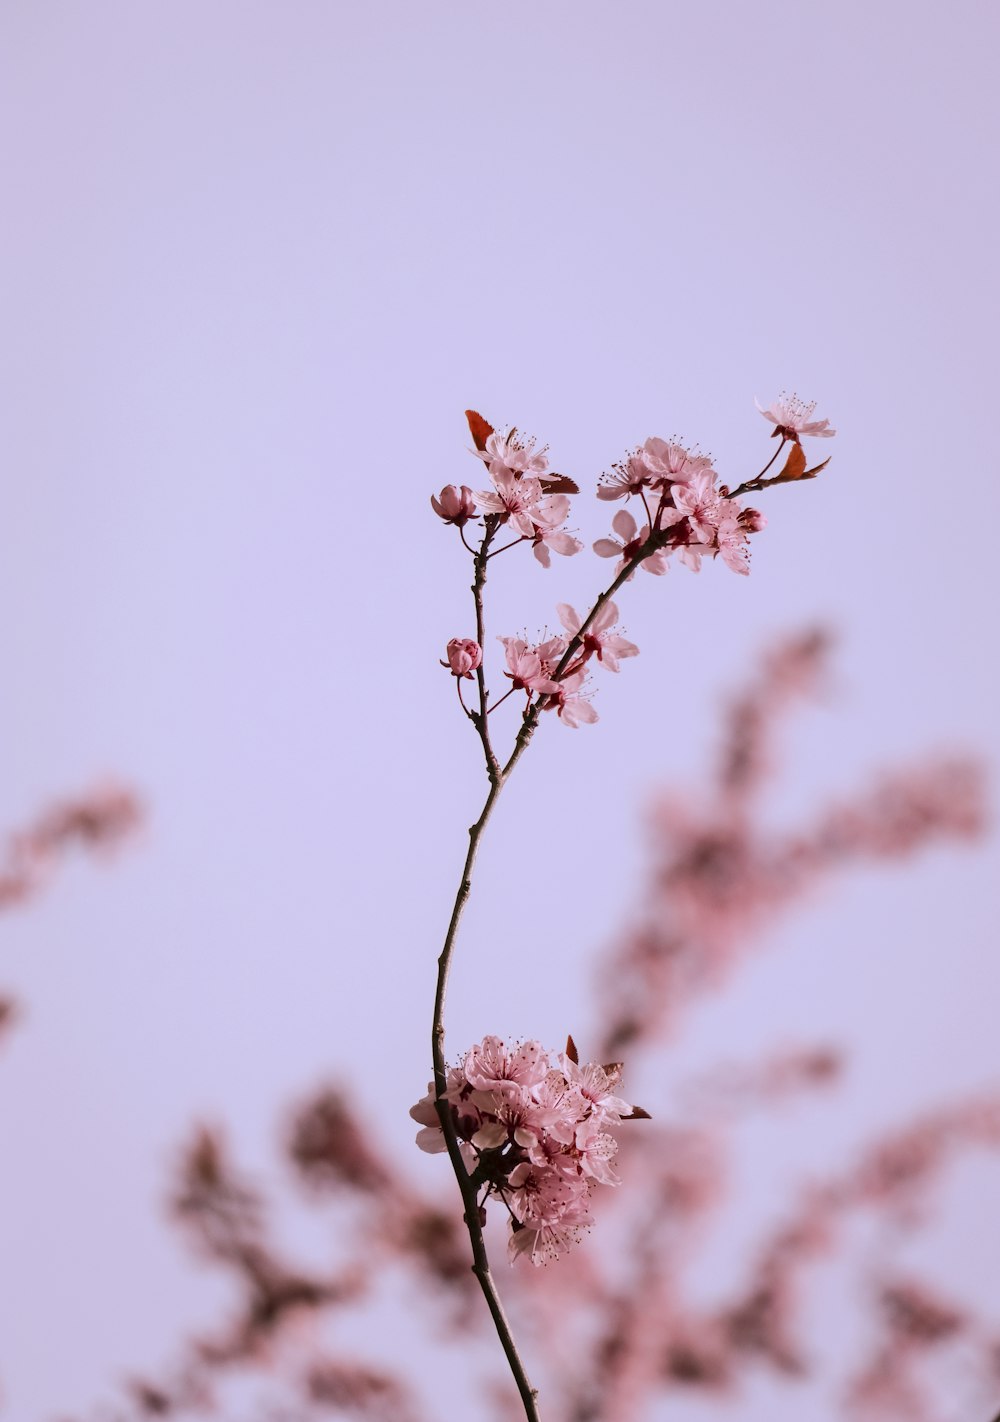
<box><xmin>739</xmin><ymin>507</ymin><xmax>767</xmax><ymax>533</ymax></box>
<box><xmin>431</xmin><ymin>484</ymin><xmax>478</xmax><ymax>526</ymax></box>
<box><xmin>441</xmin><ymin>638</ymin><xmax>482</xmax><ymax>679</ymax></box>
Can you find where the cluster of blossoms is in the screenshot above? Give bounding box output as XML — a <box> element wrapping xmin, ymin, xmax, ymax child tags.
<box><xmin>594</xmin><ymin>394</ymin><xmax>832</xmax><ymax>576</ymax></box>
<box><xmin>441</xmin><ymin>601</ymin><xmax>638</xmax><ymax>729</ymax></box>
<box><xmin>431</xmin><ymin>400</ymin><xmax>834</xmax><ymax>731</ymax></box>
<box><xmin>472</xmin><ymin>428</ymin><xmax>583</xmax><ymax>568</ymax></box>
<box><xmin>422</xmin><ymin>401</ymin><xmax>834</xmax><ymax>1298</ymax></box>
<box><xmin>596</xmin><ymin>432</ymin><xmax>774</xmax><ymax>577</ymax></box>
<box><xmin>410</xmin><ymin>1036</ymin><xmax>646</xmax><ymax>1266</ymax></box>
<box><xmin>495</xmin><ymin>600</ymin><xmax>637</xmax><ymax>727</ymax></box>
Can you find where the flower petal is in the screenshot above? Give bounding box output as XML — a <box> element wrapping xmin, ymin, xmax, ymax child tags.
<box><xmin>593</xmin><ymin>539</ymin><xmax>621</xmax><ymax>558</ymax></box>
<box><xmin>557</xmin><ymin>603</ymin><xmax>581</xmax><ymax>635</ymax></box>
<box><xmin>612</xmin><ymin>508</ymin><xmax>637</xmax><ymax>541</ymax></box>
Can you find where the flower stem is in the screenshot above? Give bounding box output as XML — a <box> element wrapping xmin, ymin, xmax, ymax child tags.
<box><xmin>726</xmin><ymin>437</ymin><xmax>787</xmax><ymax>499</ymax></box>
<box><xmin>486</xmin><ymin>685</ymin><xmax>517</xmax><ymax>716</ymax></box>
<box><xmin>431</xmin><ymin>776</ymin><xmax>540</xmax><ymax>1421</ymax></box>
<box><xmin>471</xmin><ymin>523</ymin><xmax>502</xmax><ymax>784</ymax></box>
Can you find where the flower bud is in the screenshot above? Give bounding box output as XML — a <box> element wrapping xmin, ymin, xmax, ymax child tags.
<box><xmin>738</xmin><ymin>507</ymin><xmax>767</xmax><ymax>533</ymax></box>
<box><xmin>431</xmin><ymin>484</ymin><xmax>477</xmax><ymax>527</ymax></box>
<box><xmin>441</xmin><ymin>638</ymin><xmax>483</xmax><ymax>679</ymax></box>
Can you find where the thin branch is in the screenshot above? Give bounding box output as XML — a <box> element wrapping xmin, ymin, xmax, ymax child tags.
<box><xmin>471</xmin><ymin>521</ymin><xmax>502</xmax><ymax>784</ymax></box>
<box><xmin>726</xmin><ymin>437</ymin><xmax>788</xmax><ymax>500</ymax></box>
<box><xmin>431</xmin><ymin>778</ymin><xmax>540</xmax><ymax>1421</ymax></box>
<box><xmin>431</xmin><ymin>533</ymin><xmax>659</xmax><ymax>1419</ymax></box>
<box><xmin>487</xmin><ymin>536</ymin><xmax>528</xmax><ymax>560</ymax></box>
<box><xmin>456</xmin><ymin>678</ymin><xmax>475</xmax><ymax>721</ymax></box>
<box><xmin>486</xmin><ymin>686</ymin><xmax>517</xmax><ymax>716</ymax></box>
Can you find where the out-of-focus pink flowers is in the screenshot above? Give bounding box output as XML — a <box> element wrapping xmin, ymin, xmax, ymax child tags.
<box><xmin>1</xmin><ymin>784</ymin><xmax>142</xmax><ymax>910</ymax></box>
<box><xmin>411</xmin><ymin>1036</ymin><xmax>644</xmax><ymax>1267</ymax></box>
<box><xmin>557</xmin><ymin>601</ymin><xmax>638</xmax><ymax>672</ymax></box>
<box><xmin>755</xmin><ymin>394</ymin><xmax>836</xmax><ymax>441</ymax></box>
<box><xmin>440</xmin><ymin>638</ymin><xmax>482</xmax><ymax>679</ymax></box>
<box><xmin>430</xmin><ymin>484</ymin><xmax>478</xmax><ymax>526</ymax></box>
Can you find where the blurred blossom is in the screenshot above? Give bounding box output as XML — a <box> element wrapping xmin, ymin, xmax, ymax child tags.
<box><xmin>55</xmin><ymin>633</ymin><xmax>996</xmax><ymax>1422</ymax></box>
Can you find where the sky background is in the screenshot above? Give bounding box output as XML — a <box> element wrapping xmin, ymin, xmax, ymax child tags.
<box><xmin>0</xmin><ymin>3</ymin><xmax>998</xmax><ymax>1418</ymax></box>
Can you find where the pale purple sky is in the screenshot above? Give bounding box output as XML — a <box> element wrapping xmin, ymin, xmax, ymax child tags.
<box><xmin>0</xmin><ymin>4</ymin><xmax>998</xmax><ymax>1418</ymax></box>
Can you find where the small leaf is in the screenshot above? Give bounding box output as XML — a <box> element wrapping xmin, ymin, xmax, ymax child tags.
<box><xmin>565</xmin><ymin>1034</ymin><xmax>579</xmax><ymax>1064</ymax></box>
<box><xmin>622</xmin><ymin>1105</ymin><xmax>652</xmax><ymax>1120</ymax></box>
<box><xmin>465</xmin><ymin>410</ymin><xmax>494</xmax><ymax>452</ymax></box>
<box><xmin>802</xmin><ymin>455</ymin><xmax>832</xmax><ymax>480</ymax></box>
<box><xmin>779</xmin><ymin>443</ymin><xmax>808</xmax><ymax>481</ymax></box>
<box><xmin>602</xmin><ymin>1061</ymin><xmax>624</xmax><ymax>1079</ymax></box>
<box><xmin>543</xmin><ymin>474</ymin><xmax>580</xmax><ymax>495</ymax></box>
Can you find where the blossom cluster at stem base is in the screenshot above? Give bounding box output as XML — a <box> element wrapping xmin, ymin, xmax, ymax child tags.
<box><xmin>411</xmin><ymin>1036</ymin><xmax>645</xmax><ymax>1265</ymax></box>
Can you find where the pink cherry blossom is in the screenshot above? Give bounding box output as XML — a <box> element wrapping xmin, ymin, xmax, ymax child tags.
<box><xmin>474</xmin><ymin>468</ymin><xmax>544</xmax><ymax>537</ymax></box>
<box><xmin>641</xmin><ymin>437</ymin><xmax>715</xmax><ymax>488</ymax></box>
<box><xmin>675</xmin><ymin>544</ymin><xmax>706</xmax><ymax>573</ymax></box>
<box><xmin>671</xmin><ymin>471</ymin><xmax>725</xmax><ymax>545</ymax></box>
<box><xmin>523</xmin><ymin>1071</ymin><xmax>589</xmax><ymax>1150</ymax></box>
<box><xmin>506</xmin><ymin>1161</ymin><xmax>593</xmax><ymax>1232</ymax></box>
<box><xmin>498</xmin><ymin>637</ymin><xmax>559</xmax><ymax>695</ymax></box>
<box><xmin>412</xmin><ymin>1037</ymin><xmax>639</xmax><ymax>1268</ymax></box>
<box><xmin>529</xmin><ymin>493</ymin><xmax>583</xmax><ymax>567</ymax></box>
<box><xmin>546</xmin><ymin>671</ymin><xmax>599</xmax><ymax>728</ymax></box>
<box><xmin>469</xmin><ymin>1086</ymin><xmax>539</xmax><ymax>1150</ymax></box>
<box><xmin>476</xmin><ymin>427</ymin><xmax>550</xmax><ymax>481</ymax></box>
<box><xmin>573</xmin><ymin>1118</ymin><xmax>620</xmax><ymax>1185</ymax></box>
<box><xmin>714</xmin><ymin>502</ymin><xmax>752</xmax><ymax>575</ymax></box>
<box><xmin>739</xmin><ymin>507</ymin><xmax>767</xmax><ymax>534</ymax></box>
<box><xmin>507</xmin><ymin>1202</ymin><xmax>594</xmax><ymax>1267</ymax></box>
<box><xmin>532</xmin><ymin>635</ymin><xmax>568</xmax><ymax>677</ymax></box>
<box><xmin>409</xmin><ymin>1069</ymin><xmax>482</xmax><ymax>1164</ymax></box>
<box><xmin>440</xmin><ymin>638</ymin><xmax>482</xmax><ymax>678</ymax></box>
<box><xmin>560</xmin><ymin>1057</ymin><xmax>633</xmax><ymax>1122</ymax></box>
<box><xmin>755</xmin><ymin>393</ymin><xmax>835</xmax><ymax>440</ymax></box>
<box><xmin>597</xmin><ymin>451</ymin><xmax>655</xmax><ymax>502</ymax></box>
<box><xmin>407</xmin><ymin>1086</ymin><xmax>447</xmax><ymax>1154</ymax></box>
<box><xmin>465</xmin><ymin>1036</ymin><xmax>549</xmax><ymax>1096</ymax></box>
<box><xmin>557</xmin><ymin>601</ymin><xmax>639</xmax><ymax>673</ymax></box>
<box><xmin>430</xmin><ymin>484</ymin><xmax>478</xmax><ymax>526</ymax></box>
<box><xmin>593</xmin><ymin>508</ymin><xmax>669</xmax><ymax>576</ymax></box>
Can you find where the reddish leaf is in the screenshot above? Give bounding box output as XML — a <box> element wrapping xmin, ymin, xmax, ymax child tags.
<box><xmin>622</xmin><ymin>1105</ymin><xmax>652</xmax><ymax>1120</ymax></box>
<box><xmin>803</xmin><ymin>455</ymin><xmax>832</xmax><ymax>480</ymax></box>
<box><xmin>779</xmin><ymin>443</ymin><xmax>808</xmax><ymax>481</ymax></box>
<box><xmin>565</xmin><ymin>1034</ymin><xmax>579</xmax><ymax>1064</ymax></box>
<box><xmin>544</xmin><ymin>474</ymin><xmax>580</xmax><ymax>495</ymax></box>
<box><xmin>465</xmin><ymin>410</ymin><xmax>494</xmax><ymax>452</ymax></box>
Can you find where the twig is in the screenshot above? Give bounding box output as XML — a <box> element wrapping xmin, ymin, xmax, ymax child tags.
<box><xmin>431</xmin><ymin>539</ymin><xmax>653</xmax><ymax>1420</ymax></box>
